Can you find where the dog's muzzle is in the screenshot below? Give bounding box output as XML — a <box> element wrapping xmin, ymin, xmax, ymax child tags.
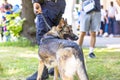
<box><xmin>63</xmin><ymin>34</ymin><xmax>78</xmax><ymax>41</ymax></box>
<box><xmin>70</xmin><ymin>34</ymin><xmax>79</xmax><ymax>41</ymax></box>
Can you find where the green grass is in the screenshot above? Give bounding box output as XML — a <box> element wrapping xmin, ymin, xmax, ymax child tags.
<box><xmin>0</xmin><ymin>46</ymin><xmax>120</xmax><ymax>80</ymax></box>
<box><xmin>0</xmin><ymin>47</ymin><xmax>38</xmax><ymax>80</ymax></box>
<box><xmin>0</xmin><ymin>37</ymin><xmax>36</xmax><ymax>47</ymax></box>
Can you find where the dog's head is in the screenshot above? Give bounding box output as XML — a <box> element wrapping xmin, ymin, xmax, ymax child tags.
<box><xmin>46</xmin><ymin>18</ymin><xmax>78</xmax><ymax>40</ymax></box>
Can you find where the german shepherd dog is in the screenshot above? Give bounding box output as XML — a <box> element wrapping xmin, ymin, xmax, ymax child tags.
<box><xmin>37</xmin><ymin>19</ymin><xmax>89</xmax><ymax>80</ymax></box>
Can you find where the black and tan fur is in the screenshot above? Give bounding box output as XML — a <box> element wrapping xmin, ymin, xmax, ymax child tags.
<box><xmin>37</xmin><ymin>19</ymin><xmax>89</xmax><ymax>80</ymax></box>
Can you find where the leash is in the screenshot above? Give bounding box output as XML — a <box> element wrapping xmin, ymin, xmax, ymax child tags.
<box><xmin>41</xmin><ymin>13</ymin><xmax>52</xmax><ymax>30</ymax></box>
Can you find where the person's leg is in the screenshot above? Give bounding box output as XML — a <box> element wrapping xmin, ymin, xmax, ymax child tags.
<box><xmin>108</xmin><ymin>17</ymin><xmax>115</xmax><ymax>37</ymax></box>
<box><xmin>108</xmin><ymin>17</ymin><xmax>112</xmax><ymax>35</ymax></box>
<box><xmin>26</xmin><ymin>66</ymin><xmax>48</xmax><ymax>80</ymax></box>
<box><xmin>111</xmin><ymin>18</ymin><xmax>115</xmax><ymax>35</ymax></box>
<box><xmin>89</xmin><ymin>32</ymin><xmax>96</xmax><ymax>58</ymax></box>
<box><xmin>26</xmin><ymin>71</ymin><xmax>38</xmax><ymax>80</ymax></box>
<box><xmin>100</xmin><ymin>21</ymin><xmax>105</xmax><ymax>36</ymax></box>
<box><xmin>77</xmin><ymin>11</ymin><xmax>90</xmax><ymax>46</ymax></box>
<box><xmin>78</xmin><ymin>32</ymin><xmax>86</xmax><ymax>46</ymax></box>
<box><xmin>88</xmin><ymin>32</ymin><xmax>96</xmax><ymax>58</ymax></box>
<box><xmin>103</xmin><ymin>23</ymin><xmax>109</xmax><ymax>37</ymax></box>
<box><xmin>90</xmin><ymin>32</ymin><xmax>96</xmax><ymax>48</ymax></box>
<box><xmin>104</xmin><ymin>23</ymin><xmax>108</xmax><ymax>33</ymax></box>
<box><xmin>89</xmin><ymin>11</ymin><xmax>101</xmax><ymax>58</ymax></box>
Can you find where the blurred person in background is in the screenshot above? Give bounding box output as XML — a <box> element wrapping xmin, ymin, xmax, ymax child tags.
<box><xmin>99</xmin><ymin>5</ymin><xmax>106</xmax><ymax>37</ymax></box>
<box><xmin>4</xmin><ymin>5</ymin><xmax>12</xmax><ymax>14</ymax></box>
<box><xmin>103</xmin><ymin>10</ymin><xmax>109</xmax><ymax>37</ymax></box>
<box><xmin>77</xmin><ymin>0</ymin><xmax>101</xmax><ymax>58</ymax></box>
<box><xmin>0</xmin><ymin>0</ymin><xmax>12</xmax><ymax>13</ymax></box>
<box><xmin>12</xmin><ymin>4</ymin><xmax>20</xmax><ymax>13</ymax></box>
<box><xmin>2</xmin><ymin>5</ymin><xmax>13</xmax><ymax>42</ymax></box>
<box><xmin>62</xmin><ymin>0</ymin><xmax>75</xmax><ymax>25</ymax></box>
<box><xmin>107</xmin><ymin>1</ymin><xmax>118</xmax><ymax>37</ymax></box>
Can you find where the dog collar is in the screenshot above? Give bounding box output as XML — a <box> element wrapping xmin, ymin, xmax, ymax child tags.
<box><xmin>41</xmin><ymin>35</ymin><xmax>60</xmax><ymax>42</ymax></box>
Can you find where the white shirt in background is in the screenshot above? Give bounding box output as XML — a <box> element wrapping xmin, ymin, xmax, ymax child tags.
<box><xmin>108</xmin><ymin>6</ymin><xmax>117</xmax><ymax>18</ymax></box>
<box><xmin>101</xmin><ymin>9</ymin><xmax>106</xmax><ymax>22</ymax></box>
<box><xmin>62</xmin><ymin>0</ymin><xmax>75</xmax><ymax>25</ymax></box>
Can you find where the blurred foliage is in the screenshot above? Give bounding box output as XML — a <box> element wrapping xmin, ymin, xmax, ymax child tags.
<box><xmin>5</xmin><ymin>13</ymin><xmax>26</xmax><ymax>37</ymax></box>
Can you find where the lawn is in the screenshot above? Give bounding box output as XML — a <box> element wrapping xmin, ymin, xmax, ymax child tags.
<box><xmin>0</xmin><ymin>46</ymin><xmax>120</xmax><ymax>80</ymax></box>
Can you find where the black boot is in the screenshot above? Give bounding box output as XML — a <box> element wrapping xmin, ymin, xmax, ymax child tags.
<box><xmin>26</xmin><ymin>66</ymin><xmax>49</xmax><ymax>80</ymax></box>
<box><xmin>42</xmin><ymin>66</ymin><xmax>49</xmax><ymax>79</ymax></box>
<box><xmin>48</xmin><ymin>68</ymin><xmax>54</xmax><ymax>76</ymax></box>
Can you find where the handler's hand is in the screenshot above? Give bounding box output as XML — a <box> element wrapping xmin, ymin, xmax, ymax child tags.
<box><xmin>33</xmin><ymin>3</ymin><xmax>42</xmax><ymax>14</ymax></box>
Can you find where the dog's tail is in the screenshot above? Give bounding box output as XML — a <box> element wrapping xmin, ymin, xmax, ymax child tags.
<box><xmin>76</xmin><ymin>48</ymin><xmax>89</xmax><ymax>80</ymax></box>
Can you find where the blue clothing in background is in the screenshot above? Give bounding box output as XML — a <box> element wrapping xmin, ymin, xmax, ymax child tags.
<box><xmin>12</xmin><ymin>5</ymin><xmax>20</xmax><ymax>13</ymax></box>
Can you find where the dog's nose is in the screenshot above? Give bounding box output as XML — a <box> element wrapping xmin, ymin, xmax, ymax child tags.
<box><xmin>71</xmin><ymin>34</ymin><xmax>79</xmax><ymax>41</ymax></box>
<box><xmin>74</xmin><ymin>36</ymin><xmax>79</xmax><ymax>40</ymax></box>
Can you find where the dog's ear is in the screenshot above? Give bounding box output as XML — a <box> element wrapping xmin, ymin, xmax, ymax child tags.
<box><xmin>60</xmin><ymin>18</ymin><xmax>65</xmax><ymax>24</ymax></box>
<box><xmin>69</xmin><ymin>25</ymin><xmax>72</xmax><ymax>28</ymax></box>
<box><xmin>57</xmin><ymin>24</ymin><xmax>63</xmax><ymax>31</ymax></box>
<box><xmin>58</xmin><ymin>18</ymin><xmax>65</xmax><ymax>28</ymax></box>
<box><xmin>56</xmin><ymin>18</ymin><xmax>68</xmax><ymax>31</ymax></box>
<box><xmin>64</xmin><ymin>18</ymin><xmax>67</xmax><ymax>25</ymax></box>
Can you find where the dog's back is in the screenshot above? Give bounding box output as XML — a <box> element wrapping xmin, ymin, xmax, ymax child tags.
<box><xmin>39</xmin><ymin>38</ymin><xmax>78</xmax><ymax>66</ymax></box>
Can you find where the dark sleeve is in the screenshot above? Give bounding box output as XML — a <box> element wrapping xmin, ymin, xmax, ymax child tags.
<box><xmin>32</xmin><ymin>0</ymin><xmax>44</xmax><ymax>4</ymax></box>
<box><xmin>32</xmin><ymin>0</ymin><xmax>39</xmax><ymax>3</ymax></box>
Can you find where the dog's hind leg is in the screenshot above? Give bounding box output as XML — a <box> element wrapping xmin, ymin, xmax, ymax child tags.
<box><xmin>54</xmin><ymin>66</ymin><xmax>59</xmax><ymax>80</ymax></box>
<box><xmin>61</xmin><ymin>75</ymin><xmax>73</xmax><ymax>80</ymax></box>
<box><xmin>37</xmin><ymin>60</ymin><xmax>45</xmax><ymax>80</ymax></box>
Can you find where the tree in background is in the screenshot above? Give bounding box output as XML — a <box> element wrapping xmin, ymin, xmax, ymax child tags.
<box><xmin>21</xmin><ymin>0</ymin><xmax>36</xmax><ymax>44</ymax></box>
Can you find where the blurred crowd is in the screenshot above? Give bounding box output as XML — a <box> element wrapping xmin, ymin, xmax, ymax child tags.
<box><xmin>0</xmin><ymin>0</ymin><xmax>21</xmax><ymax>42</ymax></box>
<box><xmin>98</xmin><ymin>1</ymin><xmax>120</xmax><ymax>37</ymax></box>
<box><xmin>0</xmin><ymin>0</ymin><xmax>120</xmax><ymax>43</ymax></box>
<box><xmin>76</xmin><ymin>1</ymin><xmax>120</xmax><ymax>37</ymax></box>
